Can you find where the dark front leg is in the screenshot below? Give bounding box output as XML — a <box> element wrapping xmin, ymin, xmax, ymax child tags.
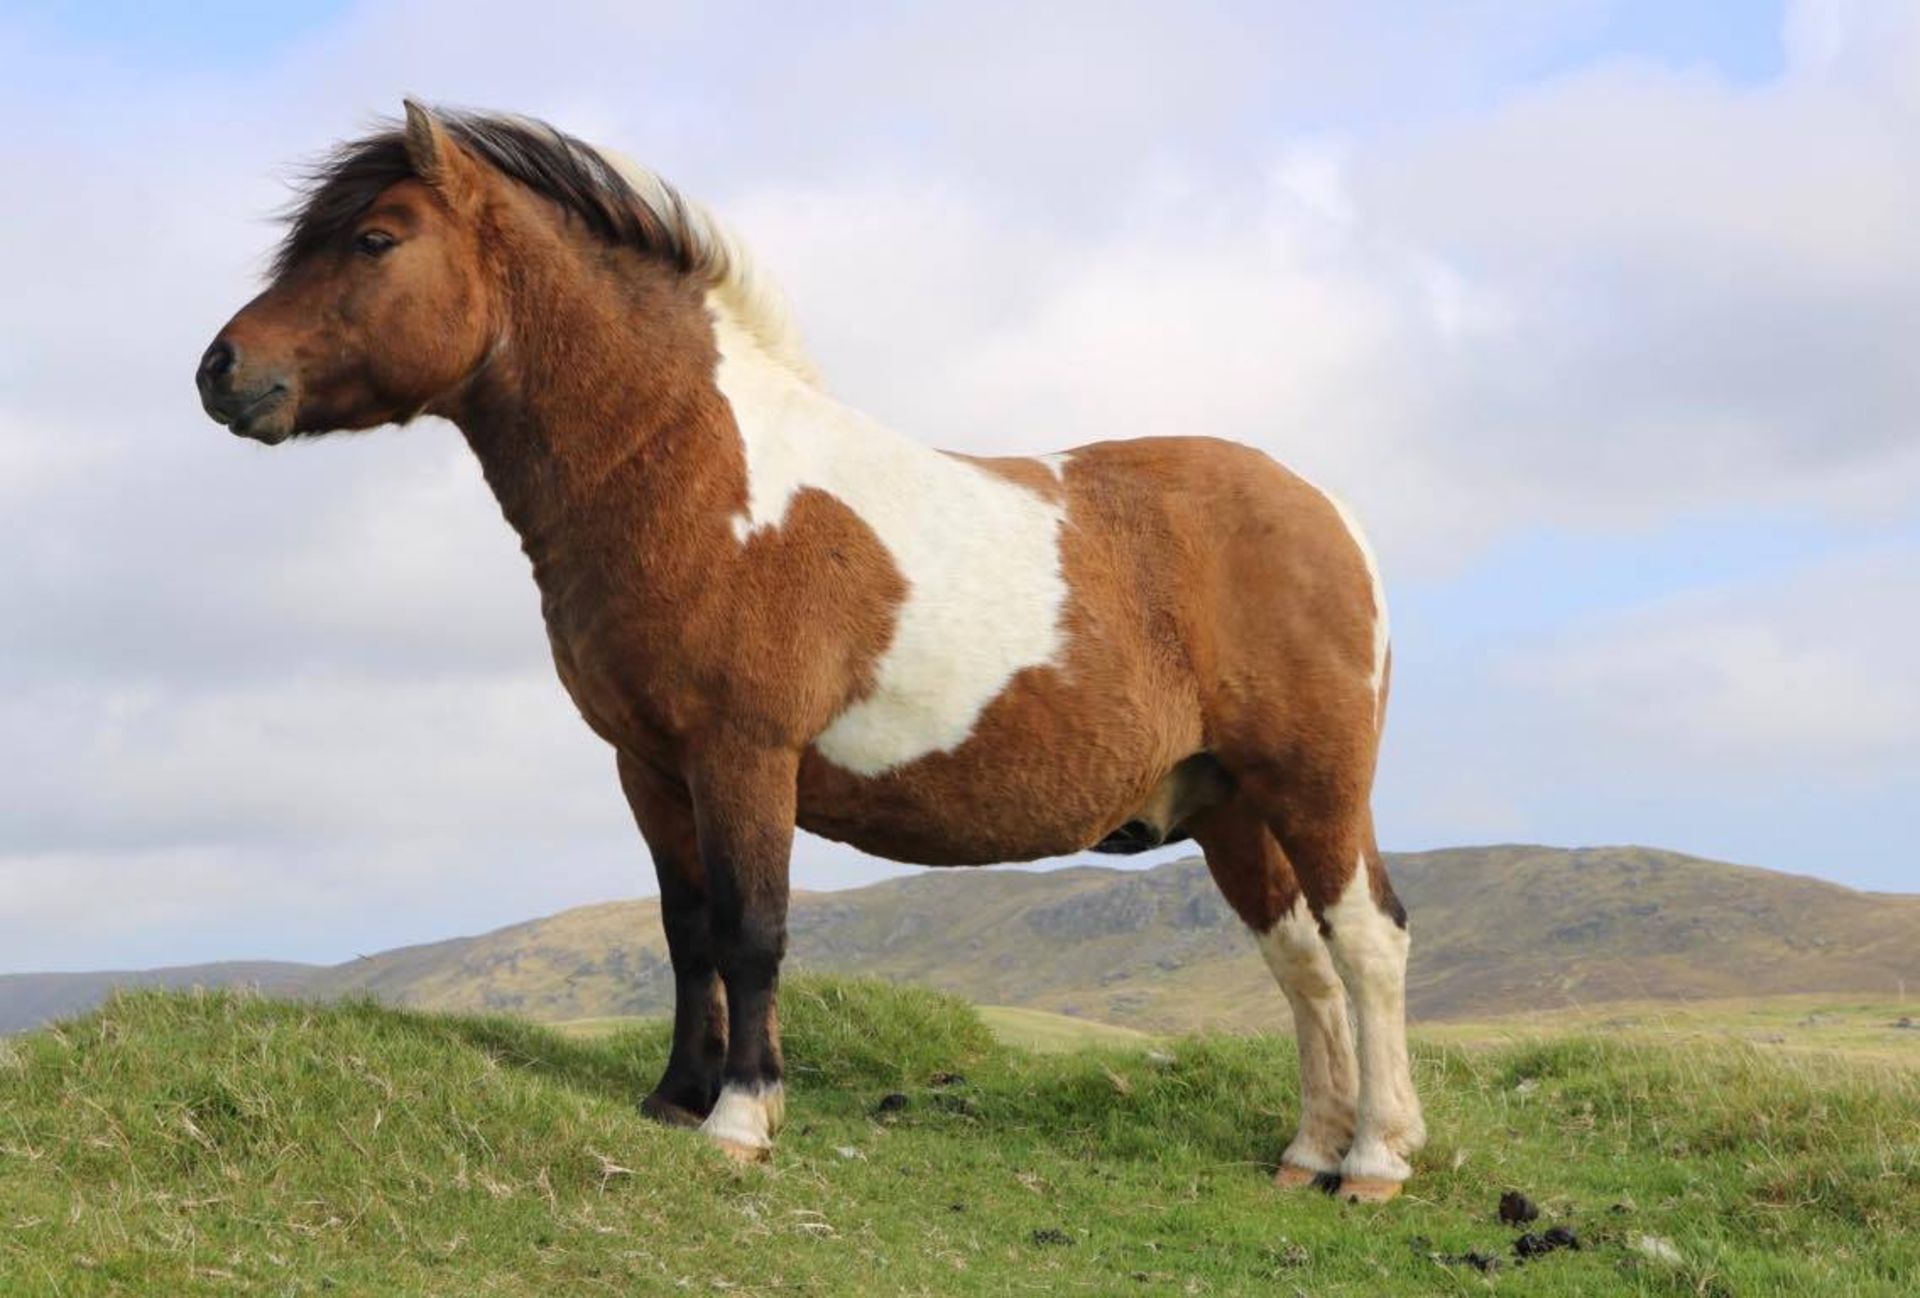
<box><xmin>617</xmin><ymin>753</ymin><xmax>727</xmax><ymax>1126</ymax></box>
<box><xmin>687</xmin><ymin>744</ymin><xmax>798</xmax><ymax>1161</ymax></box>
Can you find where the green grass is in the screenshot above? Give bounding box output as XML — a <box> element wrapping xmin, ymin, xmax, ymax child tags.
<box><xmin>1</xmin><ymin>979</ymin><xmax>1915</xmax><ymax>1296</ymax></box>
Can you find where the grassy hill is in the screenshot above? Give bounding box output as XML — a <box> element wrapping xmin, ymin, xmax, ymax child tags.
<box><xmin>1</xmin><ymin>979</ymin><xmax>1914</xmax><ymax>1295</ymax></box>
<box><xmin>5</xmin><ymin>846</ymin><xmax>1918</xmax><ymax>1036</ymax></box>
<box><xmin>560</xmin><ymin>994</ymin><xmax>1920</xmax><ymax>1070</ymax></box>
<box><xmin>295</xmin><ymin>846</ymin><xmax>1920</xmax><ymax>1032</ymax></box>
<box><xmin>0</xmin><ymin>962</ymin><xmax>316</xmax><ymax>1035</ymax></box>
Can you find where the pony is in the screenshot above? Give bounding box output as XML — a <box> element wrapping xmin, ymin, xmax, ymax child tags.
<box><xmin>196</xmin><ymin>102</ymin><xmax>1425</xmax><ymax>1201</ymax></box>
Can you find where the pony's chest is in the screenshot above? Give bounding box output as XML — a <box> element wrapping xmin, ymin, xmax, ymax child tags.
<box><xmin>544</xmin><ymin>606</ymin><xmax>692</xmax><ymax>755</ymax></box>
<box><xmin>546</xmin><ymin>624</ymin><xmax>627</xmax><ymax>745</ymax></box>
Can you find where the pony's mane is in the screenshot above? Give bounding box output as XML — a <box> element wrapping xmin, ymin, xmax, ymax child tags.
<box><xmin>278</xmin><ymin>107</ymin><xmax>819</xmax><ymax>385</ymax></box>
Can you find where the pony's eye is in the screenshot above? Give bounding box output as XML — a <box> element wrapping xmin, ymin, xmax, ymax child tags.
<box><xmin>355</xmin><ymin>230</ymin><xmax>397</xmax><ymax>258</ymax></box>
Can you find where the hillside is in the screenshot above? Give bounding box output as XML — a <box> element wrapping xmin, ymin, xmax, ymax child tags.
<box><xmin>0</xmin><ymin>962</ymin><xmax>315</xmax><ymax>1035</ymax></box>
<box><xmin>0</xmin><ymin>979</ymin><xmax>1914</xmax><ymax>1295</ymax></box>
<box><xmin>302</xmin><ymin>845</ymin><xmax>1920</xmax><ymax>1031</ymax></box>
<box><xmin>5</xmin><ymin>846</ymin><xmax>1918</xmax><ymax>1035</ymax></box>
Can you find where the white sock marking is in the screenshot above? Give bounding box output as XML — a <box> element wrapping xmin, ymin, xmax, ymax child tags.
<box><xmin>1322</xmin><ymin>864</ymin><xmax>1424</xmax><ymax>1183</ymax></box>
<box><xmin>1257</xmin><ymin>896</ymin><xmax>1358</xmax><ymax>1172</ymax></box>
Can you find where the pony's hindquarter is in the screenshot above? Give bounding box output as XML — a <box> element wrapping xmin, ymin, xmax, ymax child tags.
<box><xmin>1161</xmin><ymin>441</ymin><xmax>1424</xmax><ymax>1201</ymax></box>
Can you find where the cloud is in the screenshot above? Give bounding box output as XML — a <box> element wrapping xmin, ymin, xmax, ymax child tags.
<box><xmin>1</xmin><ymin>0</ymin><xmax>1916</xmax><ymax>969</ymax></box>
<box><xmin>1348</xmin><ymin>18</ymin><xmax>1920</xmax><ymax>533</ymax></box>
<box><xmin>1512</xmin><ymin>548</ymin><xmax>1920</xmax><ymax>779</ymax></box>
<box><xmin>1371</xmin><ymin>537</ymin><xmax>1920</xmax><ymax>891</ymax></box>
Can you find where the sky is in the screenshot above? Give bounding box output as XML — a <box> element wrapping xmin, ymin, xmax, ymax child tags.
<box><xmin>1</xmin><ymin>0</ymin><xmax>1915</xmax><ymax>973</ymax></box>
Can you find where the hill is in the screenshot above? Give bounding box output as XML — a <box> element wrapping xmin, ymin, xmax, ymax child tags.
<box><xmin>297</xmin><ymin>845</ymin><xmax>1920</xmax><ymax>1031</ymax></box>
<box><xmin>4</xmin><ymin>846</ymin><xmax>1917</xmax><ymax>1035</ymax></box>
<box><xmin>0</xmin><ymin>961</ymin><xmax>315</xmax><ymax>1035</ymax></box>
<box><xmin>0</xmin><ymin>978</ymin><xmax>1913</xmax><ymax>1294</ymax></box>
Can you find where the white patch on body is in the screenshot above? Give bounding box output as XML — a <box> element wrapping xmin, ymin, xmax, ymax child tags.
<box><xmin>1256</xmin><ymin>896</ymin><xmax>1358</xmax><ymax>1173</ymax></box>
<box><xmin>1309</xmin><ymin>484</ymin><xmax>1389</xmax><ymax>727</ymax></box>
<box><xmin>1037</xmin><ymin>452</ymin><xmax>1071</xmax><ymax>480</ymax></box>
<box><xmin>710</xmin><ymin>298</ymin><xmax>1069</xmax><ymax>776</ymax></box>
<box><xmin>1320</xmin><ymin>864</ymin><xmax>1424</xmax><ymax>1184</ymax></box>
<box><xmin>700</xmin><ymin>1081</ymin><xmax>785</xmax><ymax>1150</ymax></box>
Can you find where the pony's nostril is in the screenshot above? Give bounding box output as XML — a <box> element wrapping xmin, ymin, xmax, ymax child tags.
<box><xmin>198</xmin><ymin>339</ymin><xmax>237</xmax><ymax>387</ymax></box>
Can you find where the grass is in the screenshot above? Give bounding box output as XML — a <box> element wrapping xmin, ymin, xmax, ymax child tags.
<box><xmin>1</xmin><ymin>978</ymin><xmax>1915</xmax><ymax>1296</ymax></box>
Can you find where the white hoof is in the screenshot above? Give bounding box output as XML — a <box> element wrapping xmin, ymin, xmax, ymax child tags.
<box><xmin>698</xmin><ymin>1082</ymin><xmax>784</xmax><ymax>1161</ymax></box>
<box><xmin>1338</xmin><ymin>1135</ymin><xmax>1412</xmax><ymax>1186</ymax></box>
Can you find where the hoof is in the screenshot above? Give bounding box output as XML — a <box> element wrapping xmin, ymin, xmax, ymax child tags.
<box><xmin>1337</xmin><ymin>1176</ymin><xmax>1405</xmax><ymax>1204</ymax></box>
<box><xmin>711</xmin><ymin>1135</ymin><xmax>772</xmax><ymax>1164</ymax></box>
<box><xmin>1273</xmin><ymin>1162</ymin><xmax>1325</xmax><ymax>1190</ymax></box>
<box><xmin>640</xmin><ymin>1093</ymin><xmax>707</xmax><ymax>1129</ymax></box>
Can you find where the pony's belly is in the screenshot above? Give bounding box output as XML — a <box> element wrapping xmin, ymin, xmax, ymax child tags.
<box><xmin>795</xmin><ymin>713</ymin><xmax>1187</xmax><ymax>867</ymax></box>
<box><xmin>794</xmin><ymin>783</ymin><xmax>1111</xmax><ymax>866</ymax></box>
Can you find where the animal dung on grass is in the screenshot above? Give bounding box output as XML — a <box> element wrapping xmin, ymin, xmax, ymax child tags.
<box><xmin>1514</xmin><ymin>1226</ymin><xmax>1580</xmax><ymax>1259</ymax></box>
<box><xmin>1498</xmin><ymin>1189</ymin><xmax>1540</xmax><ymax>1225</ymax></box>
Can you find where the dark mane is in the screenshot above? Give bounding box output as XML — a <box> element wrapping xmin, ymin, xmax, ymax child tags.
<box><xmin>274</xmin><ymin>108</ymin><xmax>703</xmax><ymax>278</ymax></box>
<box><xmin>274</xmin><ymin>105</ymin><xmax>821</xmax><ymax>383</ymax></box>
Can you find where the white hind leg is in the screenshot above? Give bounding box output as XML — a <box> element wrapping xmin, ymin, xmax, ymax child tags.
<box><xmin>1245</xmin><ymin>789</ymin><xmax>1423</xmax><ymax>1203</ymax></box>
<box><xmin>1191</xmin><ymin>807</ymin><xmax>1359</xmax><ymax>1184</ymax></box>
<box><xmin>1318</xmin><ymin>853</ymin><xmax>1425</xmax><ymax>1199</ymax></box>
<box><xmin>1257</xmin><ymin>895</ymin><xmax>1360</xmax><ymax>1183</ymax></box>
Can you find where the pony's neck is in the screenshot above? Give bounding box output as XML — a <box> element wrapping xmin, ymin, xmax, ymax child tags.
<box><xmin>441</xmin><ymin>225</ymin><xmax>743</xmax><ymax>595</ymax></box>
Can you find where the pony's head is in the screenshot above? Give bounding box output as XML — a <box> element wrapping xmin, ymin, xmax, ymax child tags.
<box><xmin>197</xmin><ymin>102</ymin><xmax>508</xmax><ymax>444</ymax></box>
<box><xmin>199</xmin><ymin>100</ymin><xmax>813</xmax><ymax>446</ymax></box>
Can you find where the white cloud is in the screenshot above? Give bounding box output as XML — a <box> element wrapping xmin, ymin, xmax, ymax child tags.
<box><xmin>1512</xmin><ymin>549</ymin><xmax>1920</xmax><ymax>777</ymax></box>
<box><xmin>1348</xmin><ymin>13</ymin><xmax>1920</xmax><ymax>532</ymax></box>
<box><xmin>1</xmin><ymin>0</ymin><xmax>1916</xmax><ymax>968</ymax></box>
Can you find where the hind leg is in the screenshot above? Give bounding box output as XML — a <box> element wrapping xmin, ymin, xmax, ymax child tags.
<box><xmin>1256</xmin><ymin>785</ymin><xmax>1424</xmax><ymax>1202</ymax></box>
<box><xmin>1190</xmin><ymin>802</ymin><xmax>1359</xmax><ymax>1185</ymax></box>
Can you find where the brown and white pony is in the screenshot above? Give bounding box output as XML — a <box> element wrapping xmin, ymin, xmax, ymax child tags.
<box><xmin>196</xmin><ymin>102</ymin><xmax>1425</xmax><ymax>1201</ymax></box>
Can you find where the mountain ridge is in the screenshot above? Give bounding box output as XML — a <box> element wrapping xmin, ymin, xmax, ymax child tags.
<box><xmin>4</xmin><ymin>844</ymin><xmax>1915</xmax><ymax>1034</ymax></box>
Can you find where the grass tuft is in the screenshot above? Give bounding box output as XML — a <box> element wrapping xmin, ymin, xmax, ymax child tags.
<box><xmin>1</xmin><ymin>978</ymin><xmax>1914</xmax><ymax>1295</ymax></box>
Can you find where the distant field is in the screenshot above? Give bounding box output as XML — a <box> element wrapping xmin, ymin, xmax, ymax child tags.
<box><xmin>548</xmin><ymin>1014</ymin><xmax>650</xmax><ymax>1040</ymax></box>
<box><xmin>974</xmin><ymin>1005</ymin><xmax>1154</xmax><ymax>1052</ymax></box>
<box><xmin>1422</xmin><ymin>995</ymin><xmax>1920</xmax><ymax>1067</ymax></box>
<box><xmin>556</xmin><ymin>1006</ymin><xmax>1152</xmax><ymax>1052</ymax></box>
<box><xmin>5</xmin><ymin>978</ymin><xmax>1914</xmax><ymax>1295</ymax></box>
<box><xmin>554</xmin><ymin>1003</ymin><xmax>1155</xmax><ymax>1053</ymax></box>
<box><xmin>563</xmin><ymin>994</ymin><xmax>1920</xmax><ymax>1066</ymax></box>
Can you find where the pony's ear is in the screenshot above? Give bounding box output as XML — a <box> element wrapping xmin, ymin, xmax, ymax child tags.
<box><xmin>402</xmin><ymin>99</ymin><xmax>483</xmax><ymax>209</ymax></box>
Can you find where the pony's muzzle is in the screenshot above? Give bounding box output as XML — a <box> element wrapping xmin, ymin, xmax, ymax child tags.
<box><xmin>197</xmin><ymin>336</ymin><xmax>293</xmax><ymax>443</ymax></box>
<box><xmin>197</xmin><ymin>339</ymin><xmax>237</xmax><ymax>389</ymax></box>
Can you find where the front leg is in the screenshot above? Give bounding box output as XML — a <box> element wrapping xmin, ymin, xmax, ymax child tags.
<box><xmin>687</xmin><ymin>742</ymin><xmax>798</xmax><ymax>1162</ymax></box>
<box><xmin>618</xmin><ymin>753</ymin><xmax>728</xmax><ymax>1126</ymax></box>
